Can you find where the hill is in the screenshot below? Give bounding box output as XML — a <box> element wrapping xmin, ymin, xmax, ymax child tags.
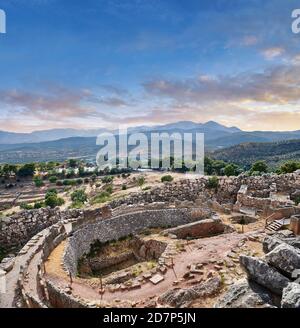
<box><xmin>211</xmin><ymin>139</ymin><xmax>300</xmax><ymax>168</ymax></box>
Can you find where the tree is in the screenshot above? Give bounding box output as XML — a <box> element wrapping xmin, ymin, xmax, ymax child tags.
<box><xmin>2</xmin><ymin>164</ymin><xmax>17</xmax><ymax>179</ymax></box>
<box><xmin>68</xmin><ymin>159</ymin><xmax>77</xmax><ymax>168</ymax></box>
<box><xmin>45</xmin><ymin>195</ymin><xmax>64</xmax><ymax>208</ymax></box>
<box><xmin>224</xmin><ymin>164</ymin><xmax>240</xmax><ymax>177</ymax></box>
<box><xmin>204</xmin><ymin>157</ymin><xmax>213</xmax><ymax>175</ymax></box>
<box><xmin>17</xmin><ymin>163</ymin><xmax>35</xmax><ymax>177</ymax></box>
<box><xmin>45</xmin><ymin>189</ymin><xmax>64</xmax><ymax>208</ymax></box>
<box><xmin>250</xmin><ymin>161</ymin><xmax>268</xmax><ymax>174</ymax></box>
<box><xmin>280</xmin><ymin>161</ymin><xmax>300</xmax><ymax>174</ymax></box>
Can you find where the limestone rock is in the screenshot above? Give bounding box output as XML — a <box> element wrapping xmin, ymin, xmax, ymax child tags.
<box><xmin>262</xmin><ymin>236</ymin><xmax>284</xmax><ymax>254</ymax></box>
<box><xmin>265</xmin><ymin>244</ymin><xmax>300</xmax><ymax>276</ymax></box>
<box><xmin>281</xmin><ymin>283</ymin><xmax>300</xmax><ymax>308</ymax></box>
<box><xmin>239</xmin><ymin>255</ymin><xmax>290</xmax><ymax>295</ymax></box>
<box><xmin>158</xmin><ymin>277</ymin><xmax>221</xmax><ymax>308</ymax></box>
<box><xmin>215</xmin><ymin>279</ymin><xmax>276</xmax><ymax>308</ymax></box>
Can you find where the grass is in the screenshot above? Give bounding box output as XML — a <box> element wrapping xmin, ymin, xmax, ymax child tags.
<box><xmin>91</xmin><ymin>191</ymin><xmax>111</xmax><ymax>204</ymax></box>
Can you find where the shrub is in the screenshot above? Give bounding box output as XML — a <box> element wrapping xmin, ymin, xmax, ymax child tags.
<box><xmin>206</xmin><ymin>176</ymin><xmax>219</xmax><ymax>189</ymax></box>
<box><xmin>106</xmin><ymin>185</ymin><xmax>113</xmax><ymax>194</ymax></box>
<box><xmin>161</xmin><ymin>175</ymin><xmax>174</xmax><ymax>183</ymax></box>
<box><xmin>101</xmin><ymin>176</ymin><xmax>114</xmax><ymax>184</ymax></box>
<box><xmin>137</xmin><ymin>176</ymin><xmax>145</xmax><ymax>188</ymax></box>
<box><xmin>45</xmin><ymin>195</ymin><xmax>65</xmax><ymax>208</ymax></box>
<box><xmin>250</xmin><ymin>161</ymin><xmax>268</xmax><ymax>174</ymax></box>
<box><xmin>63</xmin><ymin>179</ymin><xmax>76</xmax><ymax>186</ymax></box>
<box><xmin>76</xmin><ymin>178</ymin><xmax>83</xmax><ymax>185</ymax></box>
<box><xmin>34</xmin><ymin>177</ymin><xmax>44</xmax><ymax>188</ymax></box>
<box><xmin>122</xmin><ymin>184</ymin><xmax>127</xmax><ymax>190</ymax></box>
<box><xmin>224</xmin><ymin>164</ymin><xmax>240</xmax><ymax>177</ymax></box>
<box><xmin>280</xmin><ymin>161</ymin><xmax>300</xmax><ymax>174</ymax></box>
<box><xmin>34</xmin><ymin>202</ymin><xmax>44</xmax><ymax>209</ymax></box>
<box><xmin>20</xmin><ymin>203</ymin><xmax>34</xmax><ymax>210</ymax></box>
<box><xmin>49</xmin><ymin>176</ymin><xmax>58</xmax><ymax>183</ymax></box>
<box><xmin>71</xmin><ymin>190</ymin><xmax>87</xmax><ymax>203</ymax></box>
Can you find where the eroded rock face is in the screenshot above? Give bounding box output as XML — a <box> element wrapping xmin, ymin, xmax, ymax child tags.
<box><xmin>265</xmin><ymin>244</ymin><xmax>300</xmax><ymax>277</ymax></box>
<box><xmin>239</xmin><ymin>255</ymin><xmax>290</xmax><ymax>295</ymax></box>
<box><xmin>158</xmin><ymin>277</ymin><xmax>221</xmax><ymax>308</ymax></box>
<box><xmin>215</xmin><ymin>279</ymin><xmax>276</xmax><ymax>308</ymax></box>
<box><xmin>263</xmin><ymin>236</ymin><xmax>285</xmax><ymax>253</ymax></box>
<box><xmin>263</xmin><ymin>234</ymin><xmax>300</xmax><ymax>254</ymax></box>
<box><xmin>281</xmin><ymin>283</ymin><xmax>300</xmax><ymax>308</ymax></box>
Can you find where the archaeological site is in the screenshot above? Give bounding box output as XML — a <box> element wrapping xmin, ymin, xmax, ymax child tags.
<box><xmin>1</xmin><ymin>172</ymin><xmax>300</xmax><ymax>309</ymax></box>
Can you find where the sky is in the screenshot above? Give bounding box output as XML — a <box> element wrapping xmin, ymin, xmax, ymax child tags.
<box><xmin>0</xmin><ymin>0</ymin><xmax>300</xmax><ymax>132</ymax></box>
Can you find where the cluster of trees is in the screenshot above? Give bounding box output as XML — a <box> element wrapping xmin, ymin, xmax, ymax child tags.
<box><xmin>0</xmin><ymin>163</ymin><xmax>36</xmax><ymax>180</ymax></box>
<box><xmin>205</xmin><ymin>158</ymin><xmax>300</xmax><ymax>177</ymax></box>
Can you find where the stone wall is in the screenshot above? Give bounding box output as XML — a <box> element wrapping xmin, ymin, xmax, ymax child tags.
<box><xmin>0</xmin><ymin>208</ymin><xmax>102</xmax><ymax>252</ymax></box>
<box><xmin>63</xmin><ymin>208</ymin><xmax>202</xmax><ymax>276</ymax></box>
<box><xmin>165</xmin><ymin>216</ymin><xmax>227</xmax><ymax>239</ymax></box>
<box><xmin>109</xmin><ymin>173</ymin><xmax>300</xmax><ymax>209</ymax></box>
<box><xmin>2</xmin><ymin>172</ymin><xmax>300</xmax><ymax>254</ymax></box>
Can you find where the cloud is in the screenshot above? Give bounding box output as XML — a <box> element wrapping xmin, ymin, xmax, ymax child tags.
<box><xmin>0</xmin><ymin>86</ymin><xmax>95</xmax><ymax>121</ymax></box>
<box><xmin>143</xmin><ymin>62</ymin><xmax>300</xmax><ymax>105</ymax></box>
<box><xmin>262</xmin><ymin>47</ymin><xmax>285</xmax><ymax>60</ymax></box>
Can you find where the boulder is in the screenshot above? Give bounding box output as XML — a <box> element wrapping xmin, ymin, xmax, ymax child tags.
<box><xmin>262</xmin><ymin>236</ymin><xmax>284</xmax><ymax>254</ymax></box>
<box><xmin>240</xmin><ymin>255</ymin><xmax>290</xmax><ymax>295</ymax></box>
<box><xmin>215</xmin><ymin>279</ymin><xmax>276</xmax><ymax>308</ymax></box>
<box><xmin>265</xmin><ymin>244</ymin><xmax>300</xmax><ymax>276</ymax></box>
<box><xmin>281</xmin><ymin>283</ymin><xmax>300</xmax><ymax>308</ymax></box>
<box><xmin>158</xmin><ymin>277</ymin><xmax>221</xmax><ymax>308</ymax></box>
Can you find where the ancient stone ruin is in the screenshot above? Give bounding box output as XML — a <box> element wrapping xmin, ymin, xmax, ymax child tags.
<box><xmin>1</xmin><ymin>172</ymin><xmax>300</xmax><ymax>308</ymax></box>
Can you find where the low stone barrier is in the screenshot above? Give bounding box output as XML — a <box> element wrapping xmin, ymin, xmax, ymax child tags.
<box><xmin>63</xmin><ymin>208</ymin><xmax>202</xmax><ymax>276</ymax></box>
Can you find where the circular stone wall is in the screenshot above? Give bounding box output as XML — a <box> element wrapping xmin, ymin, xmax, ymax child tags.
<box><xmin>63</xmin><ymin>208</ymin><xmax>200</xmax><ymax>276</ymax></box>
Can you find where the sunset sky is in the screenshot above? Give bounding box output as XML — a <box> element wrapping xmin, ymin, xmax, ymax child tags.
<box><xmin>1</xmin><ymin>0</ymin><xmax>300</xmax><ymax>132</ymax></box>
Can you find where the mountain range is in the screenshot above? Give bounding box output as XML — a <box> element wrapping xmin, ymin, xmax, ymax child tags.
<box><xmin>2</xmin><ymin>120</ymin><xmax>300</xmax><ymax>146</ymax></box>
<box><xmin>0</xmin><ymin>121</ymin><xmax>300</xmax><ymax>164</ymax></box>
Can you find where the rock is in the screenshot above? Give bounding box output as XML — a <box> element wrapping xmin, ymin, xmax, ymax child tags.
<box><xmin>149</xmin><ymin>274</ymin><xmax>164</xmax><ymax>285</ymax></box>
<box><xmin>215</xmin><ymin>279</ymin><xmax>276</xmax><ymax>308</ymax></box>
<box><xmin>263</xmin><ymin>236</ymin><xmax>284</xmax><ymax>253</ymax></box>
<box><xmin>281</xmin><ymin>283</ymin><xmax>300</xmax><ymax>308</ymax></box>
<box><xmin>265</xmin><ymin>244</ymin><xmax>300</xmax><ymax>276</ymax></box>
<box><xmin>240</xmin><ymin>255</ymin><xmax>290</xmax><ymax>295</ymax></box>
<box><xmin>263</xmin><ymin>234</ymin><xmax>300</xmax><ymax>253</ymax></box>
<box><xmin>158</xmin><ymin>277</ymin><xmax>221</xmax><ymax>308</ymax></box>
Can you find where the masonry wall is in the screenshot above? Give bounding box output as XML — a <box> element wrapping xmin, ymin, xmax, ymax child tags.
<box><xmin>63</xmin><ymin>208</ymin><xmax>200</xmax><ymax>276</ymax></box>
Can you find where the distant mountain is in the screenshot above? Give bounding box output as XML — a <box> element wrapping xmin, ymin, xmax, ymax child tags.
<box><xmin>1</xmin><ymin>121</ymin><xmax>300</xmax><ymax>147</ymax></box>
<box><xmin>1</xmin><ymin>121</ymin><xmax>300</xmax><ymax>164</ymax></box>
<box><xmin>211</xmin><ymin>139</ymin><xmax>300</xmax><ymax>168</ymax></box>
<box><xmin>0</xmin><ymin>128</ymin><xmax>107</xmax><ymax>144</ymax></box>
